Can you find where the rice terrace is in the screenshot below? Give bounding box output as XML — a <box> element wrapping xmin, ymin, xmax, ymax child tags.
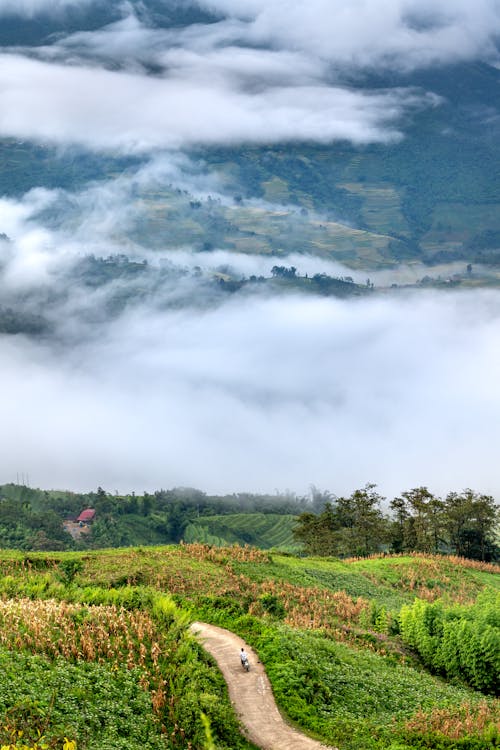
<box><xmin>0</xmin><ymin>542</ymin><xmax>498</xmax><ymax>750</ymax></box>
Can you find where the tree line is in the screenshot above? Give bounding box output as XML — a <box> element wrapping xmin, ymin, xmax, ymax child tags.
<box><xmin>0</xmin><ymin>482</ymin><xmax>498</xmax><ymax>560</ymax></box>
<box><xmin>293</xmin><ymin>484</ymin><xmax>499</xmax><ymax>561</ymax></box>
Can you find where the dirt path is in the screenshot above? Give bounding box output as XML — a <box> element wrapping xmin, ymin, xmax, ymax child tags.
<box><xmin>189</xmin><ymin>622</ymin><xmax>336</xmax><ymax>750</ymax></box>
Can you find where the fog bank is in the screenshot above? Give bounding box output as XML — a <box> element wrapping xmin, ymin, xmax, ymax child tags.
<box><xmin>2</xmin><ymin>289</ymin><xmax>500</xmax><ymax>498</ymax></box>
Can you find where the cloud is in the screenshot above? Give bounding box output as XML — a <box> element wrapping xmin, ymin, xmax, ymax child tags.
<box><xmin>1</xmin><ymin>1</ymin><xmax>458</xmax><ymax>153</ymax></box>
<box><xmin>0</xmin><ymin>178</ymin><xmax>499</xmax><ymax>500</ymax></box>
<box><xmin>0</xmin><ymin>0</ymin><xmax>96</xmax><ymax>16</ymax></box>
<box><xmin>198</xmin><ymin>0</ymin><xmax>500</xmax><ymax>70</ymax></box>
<box><xmin>20</xmin><ymin>0</ymin><xmax>500</xmax><ymax>74</ymax></box>
<box><xmin>1</xmin><ymin>286</ymin><xmax>500</xmax><ymax>499</ymax></box>
<box><xmin>40</xmin><ymin>13</ymin><xmax>325</xmax><ymax>85</ymax></box>
<box><xmin>0</xmin><ymin>52</ymin><xmax>425</xmax><ymax>151</ymax></box>
<box><xmin>0</xmin><ymin>2</ymin><xmax>498</xmax><ymax>502</ymax></box>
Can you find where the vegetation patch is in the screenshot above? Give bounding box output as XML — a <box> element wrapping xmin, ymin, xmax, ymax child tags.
<box><xmin>0</xmin><ymin>543</ymin><xmax>498</xmax><ymax>750</ymax></box>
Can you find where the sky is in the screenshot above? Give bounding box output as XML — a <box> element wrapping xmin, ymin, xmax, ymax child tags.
<box><xmin>0</xmin><ymin>0</ymin><xmax>499</xmax><ymax>500</ymax></box>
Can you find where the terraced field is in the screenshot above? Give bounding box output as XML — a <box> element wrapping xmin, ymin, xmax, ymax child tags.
<box><xmin>183</xmin><ymin>512</ymin><xmax>300</xmax><ymax>551</ymax></box>
<box><xmin>127</xmin><ymin>188</ymin><xmax>399</xmax><ymax>267</ymax></box>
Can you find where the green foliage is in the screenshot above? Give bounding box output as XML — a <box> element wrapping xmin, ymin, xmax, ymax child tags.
<box><xmin>0</xmin><ymin>545</ymin><xmax>498</xmax><ymax>750</ymax></box>
<box><xmin>1</xmin><ymin>483</ymin><xmax>497</xmax><ymax>563</ymax></box>
<box><xmin>200</xmin><ymin>712</ymin><xmax>216</xmax><ymax>750</ymax></box>
<box><xmin>259</xmin><ymin>593</ymin><xmax>286</xmax><ymax>619</ymax></box>
<box><xmin>57</xmin><ymin>559</ymin><xmax>83</xmax><ymax>584</ymax></box>
<box><xmin>359</xmin><ymin>600</ymin><xmax>394</xmax><ymax>634</ymax></box>
<box><xmin>400</xmin><ymin>593</ymin><xmax>500</xmax><ymax>693</ymax></box>
<box><xmin>0</xmin><ymin>651</ymin><xmax>166</xmax><ymax>750</ymax></box>
<box><xmin>0</xmin><ymin>587</ymin><xmax>256</xmax><ymax>750</ymax></box>
<box><xmin>0</xmin><ymin>483</ymin><xmax>306</xmax><ymax>552</ymax></box>
<box><xmin>295</xmin><ymin>485</ymin><xmax>499</xmax><ymax>561</ymax></box>
<box><xmin>294</xmin><ymin>485</ymin><xmax>389</xmax><ymax>557</ymax></box>
<box><xmin>244</xmin><ymin>626</ymin><xmax>495</xmax><ymax>750</ymax></box>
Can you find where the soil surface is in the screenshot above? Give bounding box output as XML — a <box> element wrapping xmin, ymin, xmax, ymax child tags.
<box><xmin>190</xmin><ymin>621</ymin><xmax>336</xmax><ymax>750</ymax></box>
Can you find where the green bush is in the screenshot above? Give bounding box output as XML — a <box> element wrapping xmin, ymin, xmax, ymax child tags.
<box><xmin>259</xmin><ymin>593</ymin><xmax>286</xmax><ymax>618</ymax></box>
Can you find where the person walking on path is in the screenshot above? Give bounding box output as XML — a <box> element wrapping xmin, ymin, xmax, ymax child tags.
<box><xmin>240</xmin><ymin>647</ymin><xmax>250</xmax><ymax>670</ymax></box>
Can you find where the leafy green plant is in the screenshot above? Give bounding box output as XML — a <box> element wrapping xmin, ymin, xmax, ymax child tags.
<box><xmin>399</xmin><ymin>593</ymin><xmax>500</xmax><ymax>693</ymax></box>
<box><xmin>259</xmin><ymin>593</ymin><xmax>286</xmax><ymax>618</ymax></box>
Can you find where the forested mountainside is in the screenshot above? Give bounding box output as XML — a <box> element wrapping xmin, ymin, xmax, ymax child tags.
<box><xmin>2</xmin><ymin>63</ymin><xmax>500</xmax><ymax>269</ymax></box>
<box><xmin>1</xmin><ymin>483</ymin><xmax>497</xmax><ymax>562</ymax></box>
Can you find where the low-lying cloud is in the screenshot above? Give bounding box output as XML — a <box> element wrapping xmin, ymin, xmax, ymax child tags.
<box><xmin>3</xmin><ymin>0</ymin><xmax>495</xmax><ymax>154</ymax></box>
<box><xmin>3</xmin><ymin>0</ymin><xmax>480</xmax><ymax>153</ymax></box>
<box><xmin>1</xmin><ymin>286</ymin><xmax>500</xmax><ymax>499</ymax></box>
<box><xmin>0</xmin><ymin>180</ymin><xmax>499</xmax><ymax>499</ymax></box>
<box><xmin>0</xmin><ymin>2</ymin><xmax>498</xmax><ymax>502</ymax></box>
<box><xmin>0</xmin><ymin>52</ymin><xmax>425</xmax><ymax>151</ymax></box>
<box><xmin>198</xmin><ymin>0</ymin><xmax>500</xmax><ymax>70</ymax></box>
<box><xmin>0</xmin><ymin>0</ymin><xmax>96</xmax><ymax>16</ymax></box>
<box><xmin>6</xmin><ymin>1</ymin><xmax>500</xmax><ymax>73</ymax></box>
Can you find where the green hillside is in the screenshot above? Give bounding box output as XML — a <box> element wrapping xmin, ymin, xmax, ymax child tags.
<box><xmin>0</xmin><ymin>545</ymin><xmax>498</xmax><ymax>749</ymax></box>
<box><xmin>183</xmin><ymin>513</ymin><xmax>300</xmax><ymax>551</ymax></box>
<box><xmin>197</xmin><ymin>64</ymin><xmax>500</xmax><ymax>267</ymax></box>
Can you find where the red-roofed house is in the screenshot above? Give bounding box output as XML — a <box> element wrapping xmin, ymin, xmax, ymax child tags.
<box><xmin>77</xmin><ymin>508</ymin><xmax>96</xmax><ymax>524</ymax></box>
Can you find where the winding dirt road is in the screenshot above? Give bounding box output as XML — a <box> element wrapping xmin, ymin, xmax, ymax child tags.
<box><xmin>189</xmin><ymin>621</ymin><xmax>336</xmax><ymax>750</ymax></box>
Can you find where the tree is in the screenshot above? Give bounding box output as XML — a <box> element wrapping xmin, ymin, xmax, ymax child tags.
<box><xmin>294</xmin><ymin>485</ymin><xmax>388</xmax><ymax>557</ymax></box>
<box><xmin>389</xmin><ymin>495</ymin><xmax>411</xmax><ymax>552</ymax></box>
<box><xmin>293</xmin><ymin>503</ymin><xmax>340</xmax><ymax>556</ymax></box>
<box><xmin>93</xmin><ymin>486</ymin><xmax>118</xmax><ymax>515</ymax></box>
<box><xmin>444</xmin><ymin>490</ymin><xmax>475</xmax><ymax>557</ymax></box>
<box><xmin>140</xmin><ymin>493</ymin><xmax>153</xmax><ymax>516</ymax></box>
<box><xmin>445</xmin><ymin>489</ymin><xmax>499</xmax><ymax>560</ymax></box>
<box><xmin>396</xmin><ymin>487</ymin><xmax>444</xmax><ymax>553</ymax></box>
<box><xmin>337</xmin><ymin>484</ymin><xmax>388</xmax><ymax>556</ymax></box>
<box><xmin>470</xmin><ymin>493</ymin><xmax>499</xmax><ymax>561</ymax></box>
<box><xmin>444</xmin><ymin>490</ymin><xmax>499</xmax><ymax>561</ymax></box>
<box><xmin>271</xmin><ymin>265</ymin><xmax>297</xmax><ymax>278</ymax></box>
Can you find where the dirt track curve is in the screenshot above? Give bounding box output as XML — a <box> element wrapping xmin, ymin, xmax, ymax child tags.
<box><xmin>190</xmin><ymin>622</ymin><xmax>336</xmax><ymax>750</ymax></box>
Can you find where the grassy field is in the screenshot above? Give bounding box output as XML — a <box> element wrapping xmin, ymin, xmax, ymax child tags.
<box><xmin>0</xmin><ymin>546</ymin><xmax>498</xmax><ymax>749</ymax></box>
